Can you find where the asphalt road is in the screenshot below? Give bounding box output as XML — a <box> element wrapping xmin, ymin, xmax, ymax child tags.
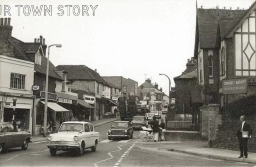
<box><xmin>0</xmin><ymin>122</ymin><xmax>252</xmax><ymax>167</ymax></box>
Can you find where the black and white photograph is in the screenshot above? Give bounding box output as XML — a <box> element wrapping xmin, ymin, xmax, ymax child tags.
<box><xmin>0</xmin><ymin>0</ymin><xmax>256</xmax><ymax>166</ymax></box>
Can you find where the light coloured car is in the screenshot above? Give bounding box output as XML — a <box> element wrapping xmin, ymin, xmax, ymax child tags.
<box><xmin>0</xmin><ymin>122</ymin><xmax>31</xmax><ymax>153</ymax></box>
<box><xmin>47</xmin><ymin>121</ymin><xmax>99</xmax><ymax>156</ymax></box>
<box><xmin>131</xmin><ymin>116</ymin><xmax>146</xmax><ymax>130</ymax></box>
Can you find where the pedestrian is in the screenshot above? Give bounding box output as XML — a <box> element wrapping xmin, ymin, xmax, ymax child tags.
<box><xmin>236</xmin><ymin>115</ymin><xmax>252</xmax><ymax>158</ymax></box>
<box><xmin>150</xmin><ymin>116</ymin><xmax>160</xmax><ymax>142</ymax></box>
<box><xmin>159</xmin><ymin>119</ymin><xmax>165</xmax><ymax>141</ymax></box>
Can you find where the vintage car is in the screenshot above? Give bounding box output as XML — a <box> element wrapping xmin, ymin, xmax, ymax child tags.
<box><xmin>131</xmin><ymin>116</ymin><xmax>146</xmax><ymax>130</ymax></box>
<box><xmin>47</xmin><ymin>121</ymin><xmax>99</xmax><ymax>156</ymax></box>
<box><xmin>0</xmin><ymin>122</ymin><xmax>31</xmax><ymax>153</ymax></box>
<box><xmin>108</xmin><ymin>121</ymin><xmax>133</xmax><ymax>140</ymax></box>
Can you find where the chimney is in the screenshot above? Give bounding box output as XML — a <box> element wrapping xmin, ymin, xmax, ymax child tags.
<box><xmin>40</xmin><ymin>35</ymin><xmax>43</xmax><ymax>45</ymax></box>
<box><xmin>0</xmin><ymin>18</ymin><xmax>13</xmax><ymax>44</ymax></box>
<box><xmin>43</xmin><ymin>38</ymin><xmax>45</xmax><ymax>45</ymax></box>
<box><xmin>160</xmin><ymin>87</ymin><xmax>162</xmax><ymax>92</ymax></box>
<box><xmin>146</xmin><ymin>78</ymin><xmax>151</xmax><ymax>83</ymax></box>
<box><xmin>154</xmin><ymin>83</ymin><xmax>158</xmax><ymax>89</ymax></box>
<box><xmin>34</xmin><ymin>38</ymin><xmax>37</xmax><ymax>43</ymax></box>
<box><xmin>95</xmin><ymin>69</ymin><xmax>97</xmax><ymax>72</ymax></box>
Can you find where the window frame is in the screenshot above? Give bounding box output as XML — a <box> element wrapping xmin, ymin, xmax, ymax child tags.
<box><xmin>10</xmin><ymin>73</ymin><xmax>26</xmax><ymax>90</ymax></box>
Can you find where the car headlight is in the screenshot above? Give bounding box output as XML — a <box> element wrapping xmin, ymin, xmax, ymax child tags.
<box><xmin>73</xmin><ymin>136</ymin><xmax>79</xmax><ymax>141</ymax></box>
<box><xmin>124</xmin><ymin>130</ymin><xmax>128</xmax><ymax>134</ymax></box>
<box><xmin>108</xmin><ymin>130</ymin><xmax>111</xmax><ymax>135</ymax></box>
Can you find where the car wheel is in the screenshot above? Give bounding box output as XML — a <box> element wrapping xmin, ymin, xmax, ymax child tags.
<box><xmin>0</xmin><ymin>143</ymin><xmax>5</xmax><ymax>153</ymax></box>
<box><xmin>76</xmin><ymin>142</ymin><xmax>84</xmax><ymax>156</ymax></box>
<box><xmin>50</xmin><ymin>148</ymin><xmax>57</xmax><ymax>156</ymax></box>
<box><xmin>21</xmin><ymin>140</ymin><xmax>28</xmax><ymax>150</ymax></box>
<box><xmin>91</xmin><ymin>140</ymin><xmax>97</xmax><ymax>152</ymax></box>
<box><xmin>108</xmin><ymin>136</ymin><xmax>112</xmax><ymax>140</ymax></box>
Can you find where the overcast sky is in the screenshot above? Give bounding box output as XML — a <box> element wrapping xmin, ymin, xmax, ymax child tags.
<box><xmin>1</xmin><ymin>0</ymin><xmax>255</xmax><ymax>95</ymax></box>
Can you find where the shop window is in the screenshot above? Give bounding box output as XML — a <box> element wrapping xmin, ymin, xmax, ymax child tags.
<box><xmin>10</xmin><ymin>73</ymin><xmax>25</xmax><ymax>89</ymax></box>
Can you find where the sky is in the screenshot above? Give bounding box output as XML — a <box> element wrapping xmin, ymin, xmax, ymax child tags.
<box><xmin>1</xmin><ymin>0</ymin><xmax>255</xmax><ymax>95</ymax></box>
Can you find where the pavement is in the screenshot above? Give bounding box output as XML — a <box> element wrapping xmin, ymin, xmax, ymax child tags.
<box><xmin>31</xmin><ymin>118</ymin><xmax>256</xmax><ymax>165</ymax></box>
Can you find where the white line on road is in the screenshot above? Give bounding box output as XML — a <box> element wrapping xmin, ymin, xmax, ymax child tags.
<box><xmin>32</xmin><ymin>141</ymin><xmax>47</xmax><ymax>144</ymax></box>
<box><xmin>100</xmin><ymin>139</ymin><xmax>131</xmax><ymax>143</ymax></box>
<box><xmin>113</xmin><ymin>143</ymin><xmax>135</xmax><ymax>167</ymax></box>
<box><xmin>0</xmin><ymin>149</ymin><xmax>48</xmax><ymax>163</ymax></box>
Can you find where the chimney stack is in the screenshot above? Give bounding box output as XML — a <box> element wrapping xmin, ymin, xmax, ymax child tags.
<box><xmin>0</xmin><ymin>17</ymin><xmax>13</xmax><ymax>44</ymax></box>
<box><xmin>154</xmin><ymin>83</ymin><xmax>158</xmax><ymax>89</ymax></box>
<box><xmin>40</xmin><ymin>35</ymin><xmax>43</xmax><ymax>45</ymax></box>
<box><xmin>160</xmin><ymin>87</ymin><xmax>162</xmax><ymax>92</ymax></box>
<box><xmin>95</xmin><ymin>69</ymin><xmax>97</xmax><ymax>72</ymax></box>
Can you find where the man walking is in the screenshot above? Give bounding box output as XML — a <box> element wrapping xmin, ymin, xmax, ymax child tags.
<box><xmin>150</xmin><ymin>116</ymin><xmax>160</xmax><ymax>142</ymax></box>
<box><xmin>237</xmin><ymin>115</ymin><xmax>252</xmax><ymax>158</ymax></box>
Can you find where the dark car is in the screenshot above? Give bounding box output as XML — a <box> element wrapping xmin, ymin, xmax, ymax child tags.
<box><xmin>0</xmin><ymin>122</ymin><xmax>31</xmax><ymax>153</ymax></box>
<box><xmin>108</xmin><ymin>121</ymin><xmax>133</xmax><ymax>140</ymax></box>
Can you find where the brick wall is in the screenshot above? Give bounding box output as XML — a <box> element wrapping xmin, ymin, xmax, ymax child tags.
<box><xmin>212</xmin><ymin>118</ymin><xmax>256</xmax><ymax>152</ymax></box>
<box><xmin>200</xmin><ymin>104</ymin><xmax>222</xmax><ymax>141</ymax></box>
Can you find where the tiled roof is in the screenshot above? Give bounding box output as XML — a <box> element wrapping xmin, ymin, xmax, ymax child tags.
<box><xmin>197</xmin><ymin>9</ymin><xmax>245</xmax><ymax>48</ymax></box>
<box><xmin>10</xmin><ymin>37</ymin><xmax>62</xmax><ymax>80</ymax></box>
<box><xmin>139</xmin><ymin>81</ymin><xmax>155</xmax><ymax>89</ymax></box>
<box><xmin>56</xmin><ymin>65</ymin><xmax>106</xmax><ymax>84</ymax></box>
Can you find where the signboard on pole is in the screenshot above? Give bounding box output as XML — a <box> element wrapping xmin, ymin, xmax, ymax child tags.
<box><xmin>222</xmin><ymin>78</ymin><xmax>247</xmax><ymax>94</ymax></box>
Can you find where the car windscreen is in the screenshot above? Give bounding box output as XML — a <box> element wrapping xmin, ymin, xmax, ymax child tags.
<box><xmin>133</xmin><ymin>117</ymin><xmax>144</xmax><ymax>121</ymax></box>
<box><xmin>59</xmin><ymin>123</ymin><xmax>83</xmax><ymax>132</ymax></box>
<box><xmin>111</xmin><ymin>122</ymin><xmax>128</xmax><ymax>128</ymax></box>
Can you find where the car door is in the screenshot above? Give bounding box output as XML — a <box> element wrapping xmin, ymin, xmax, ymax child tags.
<box><xmin>1</xmin><ymin>125</ymin><xmax>15</xmax><ymax>149</ymax></box>
<box><xmin>89</xmin><ymin>124</ymin><xmax>96</xmax><ymax>146</ymax></box>
<box><xmin>84</xmin><ymin>124</ymin><xmax>92</xmax><ymax>147</ymax></box>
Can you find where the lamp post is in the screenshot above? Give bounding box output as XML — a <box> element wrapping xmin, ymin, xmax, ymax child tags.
<box><xmin>159</xmin><ymin>73</ymin><xmax>171</xmax><ymax>110</ymax></box>
<box><xmin>43</xmin><ymin>44</ymin><xmax>62</xmax><ymax>137</ymax></box>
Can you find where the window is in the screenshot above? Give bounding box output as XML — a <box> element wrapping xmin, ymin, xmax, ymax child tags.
<box><xmin>35</xmin><ymin>50</ymin><xmax>41</xmax><ymax>65</ymax></box>
<box><xmin>10</xmin><ymin>73</ymin><xmax>25</xmax><ymax>89</ymax></box>
<box><xmin>84</xmin><ymin>124</ymin><xmax>90</xmax><ymax>132</ymax></box>
<box><xmin>221</xmin><ymin>48</ymin><xmax>226</xmax><ymax>75</ymax></box>
<box><xmin>200</xmin><ymin>70</ymin><xmax>203</xmax><ymax>82</ymax></box>
<box><xmin>89</xmin><ymin>124</ymin><xmax>93</xmax><ymax>131</ymax></box>
<box><xmin>208</xmin><ymin>55</ymin><xmax>213</xmax><ymax>77</ymax></box>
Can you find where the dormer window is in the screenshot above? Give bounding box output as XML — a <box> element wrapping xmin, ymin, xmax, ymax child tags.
<box><xmin>35</xmin><ymin>49</ymin><xmax>42</xmax><ymax>65</ymax></box>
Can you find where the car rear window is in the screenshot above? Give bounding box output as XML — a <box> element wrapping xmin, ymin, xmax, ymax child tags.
<box><xmin>111</xmin><ymin>122</ymin><xmax>128</xmax><ymax>128</ymax></box>
<box><xmin>59</xmin><ymin>123</ymin><xmax>83</xmax><ymax>132</ymax></box>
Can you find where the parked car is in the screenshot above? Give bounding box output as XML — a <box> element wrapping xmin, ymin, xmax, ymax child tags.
<box><xmin>0</xmin><ymin>122</ymin><xmax>31</xmax><ymax>153</ymax></box>
<box><xmin>46</xmin><ymin>121</ymin><xmax>99</xmax><ymax>156</ymax></box>
<box><xmin>108</xmin><ymin>121</ymin><xmax>133</xmax><ymax>140</ymax></box>
<box><xmin>103</xmin><ymin>112</ymin><xmax>115</xmax><ymax>118</ymax></box>
<box><xmin>131</xmin><ymin>115</ymin><xmax>146</xmax><ymax>130</ymax></box>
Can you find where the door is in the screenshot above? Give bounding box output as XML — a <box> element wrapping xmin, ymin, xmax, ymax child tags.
<box><xmin>84</xmin><ymin>124</ymin><xmax>93</xmax><ymax>147</ymax></box>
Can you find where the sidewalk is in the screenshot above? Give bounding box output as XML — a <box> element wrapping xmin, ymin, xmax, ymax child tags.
<box><xmin>138</xmin><ymin>140</ymin><xmax>256</xmax><ymax>164</ymax></box>
<box><xmin>31</xmin><ymin>117</ymin><xmax>119</xmax><ymax>142</ymax></box>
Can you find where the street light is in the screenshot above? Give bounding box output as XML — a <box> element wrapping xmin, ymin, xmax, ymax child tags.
<box><xmin>43</xmin><ymin>44</ymin><xmax>62</xmax><ymax>137</ymax></box>
<box><xmin>159</xmin><ymin>73</ymin><xmax>171</xmax><ymax>109</ymax></box>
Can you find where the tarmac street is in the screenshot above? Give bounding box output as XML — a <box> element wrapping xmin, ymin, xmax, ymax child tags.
<box><xmin>0</xmin><ymin>118</ymin><xmax>255</xmax><ymax>166</ymax></box>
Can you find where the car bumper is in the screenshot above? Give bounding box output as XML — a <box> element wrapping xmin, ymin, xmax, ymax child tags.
<box><xmin>47</xmin><ymin>142</ymin><xmax>80</xmax><ymax>150</ymax></box>
<box><xmin>108</xmin><ymin>134</ymin><xmax>129</xmax><ymax>138</ymax></box>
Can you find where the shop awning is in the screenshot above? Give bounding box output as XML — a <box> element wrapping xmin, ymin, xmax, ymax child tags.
<box><xmin>78</xmin><ymin>99</ymin><xmax>94</xmax><ymax>109</ymax></box>
<box><xmin>41</xmin><ymin>101</ymin><xmax>70</xmax><ymax>112</ymax></box>
<box><xmin>108</xmin><ymin>99</ymin><xmax>118</xmax><ymax>106</ymax></box>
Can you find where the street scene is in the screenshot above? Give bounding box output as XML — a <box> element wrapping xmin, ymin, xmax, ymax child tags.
<box><xmin>1</xmin><ymin>0</ymin><xmax>256</xmax><ymax>166</ymax></box>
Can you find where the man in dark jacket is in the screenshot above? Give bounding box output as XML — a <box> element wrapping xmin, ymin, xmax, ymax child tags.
<box><xmin>236</xmin><ymin>115</ymin><xmax>252</xmax><ymax>158</ymax></box>
<box><xmin>150</xmin><ymin>116</ymin><xmax>160</xmax><ymax>142</ymax></box>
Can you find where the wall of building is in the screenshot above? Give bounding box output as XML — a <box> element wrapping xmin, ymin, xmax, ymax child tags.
<box><xmin>0</xmin><ymin>55</ymin><xmax>34</xmax><ymax>94</ymax></box>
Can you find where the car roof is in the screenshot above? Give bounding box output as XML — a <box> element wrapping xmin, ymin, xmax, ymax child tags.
<box><xmin>113</xmin><ymin>121</ymin><xmax>129</xmax><ymax>123</ymax></box>
<box><xmin>62</xmin><ymin>121</ymin><xmax>90</xmax><ymax>124</ymax></box>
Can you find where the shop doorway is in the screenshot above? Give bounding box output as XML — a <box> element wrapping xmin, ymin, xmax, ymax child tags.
<box><xmin>4</xmin><ymin>108</ymin><xmax>30</xmax><ymax>130</ymax></box>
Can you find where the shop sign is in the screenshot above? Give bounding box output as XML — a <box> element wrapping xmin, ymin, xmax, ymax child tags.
<box><xmin>40</xmin><ymin>91</ymin><xmax>57</xmax><ymax>101</ymax></box>
<box><xmin>32</xmin><ymin>85</ymin><xmax>40</xmax><ymax>90</ymax></box>
<box><xmin>222</xmin><ymin>78</ymin><xmax>247</xmax><ymax>94</ymax></box>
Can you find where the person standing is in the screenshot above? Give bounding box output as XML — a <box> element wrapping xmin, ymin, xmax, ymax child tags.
<box><xmin>150</xmin><ymin>116</ymin><xmax>160</xmax><ymax>142</ymax></box>
<box><xmin>236</xmin><ymin>115</ymin><xmax>252</xmax><ymax>158</ymax></box>
<box><xmin>159</xmin><ymin>119</ymin><xmax>165</xmax><ymax>141</ymax></box>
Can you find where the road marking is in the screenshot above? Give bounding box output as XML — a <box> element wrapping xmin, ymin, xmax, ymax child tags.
<box><xmin>94</xmin><ymin>143</ymin><xmax>129</xmax><ymax>167</ymax></box>
<box><xmin>0</xmin><ymin>149</ymin><xmax>48</xmax><ymax>163</ymax></box>
<box><xmin>100</xmin><ymin>139</ymin><xmax>131</xmax><ymax>143</ymax></box>
<box><xmin>117</xmin><ymin>140</ymin><xmax>130</xmax><ymax>143</ymax></box>
<box><xmin>200</xmin><ymin>157</ymin><xmax>222</xmax><ymax>162</ymax></box>
<box><xmin>113</xmin><ymin>143</ymin><xmax>135</xmax><ymax>167</ymax></box>
<box><xmin>32</xmin><ymin>141</ymin><xmax>47</xmax><ymax>144</ymax></box>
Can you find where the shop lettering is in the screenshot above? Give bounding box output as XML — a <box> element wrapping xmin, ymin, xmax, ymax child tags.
<box><xmin>0</xmin><ymin>5</ymin><xmax>98</xmax><ymax>16</ymax></box>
